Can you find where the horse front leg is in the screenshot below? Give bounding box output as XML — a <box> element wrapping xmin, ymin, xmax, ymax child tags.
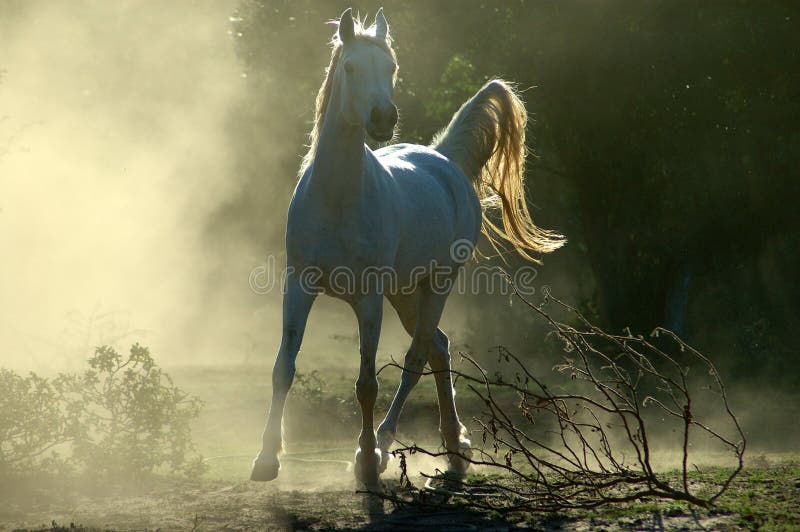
<box><xmin>251</xmin><ymin>276</ymin><xmax>316</xmax><ymax>481</ymax></box>
<box><xmin>352</xmin><ymin>294</ymin><xmax>383</xmax><ymax>489</ymax></box>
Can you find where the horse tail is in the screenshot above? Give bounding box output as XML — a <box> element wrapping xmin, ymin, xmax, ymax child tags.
<box><xmin>432</xmin><ymin>79</ymin><xmax>565</xmax><ymax>261</ymax></box>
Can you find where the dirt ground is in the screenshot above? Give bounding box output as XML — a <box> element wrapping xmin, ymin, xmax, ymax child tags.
<box><xmin>2</xmin><ymin>366</ymin><xmax>799</xmax><ymax>531</ymax></box>
<box><xmin>0</xmin><ymin>479</ymin><xmax>735</xmax><ymax>531</ymax></box>
<box><xmin>2</xmin><ymin>459</ymin><xmax>799</xmax><ymax>531</ymax></box>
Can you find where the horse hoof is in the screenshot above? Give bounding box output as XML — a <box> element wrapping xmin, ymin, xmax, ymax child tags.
<box><xmin>359</xmin><ymin>473</ymin><xmax>384</xmax><ymax>493</ymax></box>
<box><xmin>354</xmin><ymin>448</ymin><xmax>382</xmax><ymax>488</ymax></box>
<box><xmin>446</xmin><ymin>437</ymin><xmax>472</xmax><ymax>476</ymax></box>
<box><xmin>250</xmin><ymin>457</ymin><xmax>280</xmax><ymax>481</ymax></box>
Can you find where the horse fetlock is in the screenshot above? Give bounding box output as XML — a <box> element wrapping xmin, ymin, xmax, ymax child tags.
<box><xmin>439</xmin><ymin>427</ymin><xmax>472</xmax><ymax>475</ymax></box>
<box><xmin>447</xmin><ymin>449</ymin><xmax>471</xmax><ymax>476</ymax></box>
<box><xmin>376</xmin><ymin>423</ymin><xmax>395</xmax><ymax>450</ymax></box>
<box><xmin>375</xmin><ymin>426</ymin><xmax>395</xmax><ymax>473</ymax></box>
<box><xmin>457</xmin><ymin>435</ymin><xmax>473</xmax><ymax>460</ymax></box>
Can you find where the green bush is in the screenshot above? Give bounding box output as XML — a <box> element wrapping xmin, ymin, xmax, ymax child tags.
<box><xmin>0</xmin><ymin>344</ymin><xmax>205</xmax><ymax>479</ymax></box>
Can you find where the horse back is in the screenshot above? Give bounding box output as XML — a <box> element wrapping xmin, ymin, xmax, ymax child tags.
<box><xmin>374</xmin><ymin>144</ymin><xmax>482</xmax><ymax>271</ymax></box>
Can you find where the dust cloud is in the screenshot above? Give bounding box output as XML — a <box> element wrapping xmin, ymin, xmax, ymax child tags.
<box><xmin>0</xmin><ymin>1</ymin><xmax>262</xmax><ymax>370</ymax></box>
<box><xmin>0</xmin><ymin>1</ymin><xmax>428</xmax><ymax>374</ymax></box>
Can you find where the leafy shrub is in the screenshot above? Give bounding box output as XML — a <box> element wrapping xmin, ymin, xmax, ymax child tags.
<box><xmin>0</xmin><ymin>344</ymin><xmax>205</xmax><ymax>479</ymax></box>
<box><xmin>0</xmin><ymin>370</ymin><xmax>80</xmax><ymax>475</ymax></box>
<box><xmin>293</xmin><ymin>370</ymin><xmax>354</xmax><ymax>424</ymax></box>
<box><xmin>71</xmin><ymin>344</ymin><xmax>205</xmax><ymax>477</ymax></box>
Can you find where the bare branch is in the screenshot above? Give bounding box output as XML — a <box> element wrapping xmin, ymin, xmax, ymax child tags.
<box><xmin>376</xmin><ymin>277</ymin><xmax>745</xmax><ymax>514</ymax></box>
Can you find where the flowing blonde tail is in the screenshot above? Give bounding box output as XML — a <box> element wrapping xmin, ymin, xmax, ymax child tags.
<box><xmin>432</xmin><ymin>79</ymin><xmax>565</xmax><ymax>261</ymax></box>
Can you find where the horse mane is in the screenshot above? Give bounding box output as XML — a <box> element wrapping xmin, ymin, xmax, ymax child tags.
<box><xmin>300</xmin><ymin>17</ymin><xmax>396</xmax><ymax>173</ymax></box>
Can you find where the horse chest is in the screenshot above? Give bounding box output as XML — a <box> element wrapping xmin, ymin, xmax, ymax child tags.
<box><xmin>287</xmin><ymin>219</ymin><xmax>392</xmax><ymax>272</ymax></box>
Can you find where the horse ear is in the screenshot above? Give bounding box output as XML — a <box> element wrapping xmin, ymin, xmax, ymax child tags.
<box><xmin>374</xmin><ymin>7</ymin><xmax>389</xmax><ymax>41</ymax></box>
<box><xmin>338</xmin><ymin>8</ymin><xmax>355</xmax><ymax>44</ymax></box>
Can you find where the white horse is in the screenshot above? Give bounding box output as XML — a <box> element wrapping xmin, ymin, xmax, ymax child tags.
<box><xmin>251</xmin><ymin>8</ymin><xmax>564</xmax><ymax>489</ymax></box>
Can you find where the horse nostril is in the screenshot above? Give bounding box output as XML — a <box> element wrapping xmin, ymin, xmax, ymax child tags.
<box><xmin>370</xmin><ymin>105</ymin><xmax>397</xmax><ymax>130</ymax></box>
<box><xmin>370</xmin><ymin>107</ymin><xmax>381</xmax><ymax>125</ymax></box>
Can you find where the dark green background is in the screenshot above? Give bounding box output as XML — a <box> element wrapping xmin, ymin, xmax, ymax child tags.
<box><xmin>218</xmin><ymin>0</ymin><xmax>799</xmax><ymax>392</ymax></box>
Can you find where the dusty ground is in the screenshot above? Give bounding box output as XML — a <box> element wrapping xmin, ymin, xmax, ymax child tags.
<box><xmin>3</xmin><ymin>448</ymin><xmax>799</xmax><ymax>531</ymax></box>
<box><xmin>2</xmin><ymin>365</ymin><xmax>799</xmax><ymax>531</ymax></box>
<box><xmin>2</xmin><ymin>463</ymin><xmax>799</xmax><ymax>531</ymax></box>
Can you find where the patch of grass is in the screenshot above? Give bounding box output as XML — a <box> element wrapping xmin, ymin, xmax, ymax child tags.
<box><xmin>534</xmin><ymin>462</ymin><xmax>800</xmax><ymax>531</ymax></box>
<box><xmin>715</xmin><ymin>463</ymin><xmax>800</xmax><ymax>530</ymax></box>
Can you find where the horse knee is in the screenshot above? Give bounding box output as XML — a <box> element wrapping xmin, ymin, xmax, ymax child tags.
<box><xmin>356</xmin><ymin>375</ymin><xmax>378</xmax><ymax>404</ymax></box>
<box><xmin>271</xmin><ymin>353</ymin><xmax>296</xmax><ymax>391</ymax></box>
<box><xmin>272</xmin><ymin>326</ymin><xmax>304</xmax><ymax>389</ymax></box>
<box><xmin>281</xmin><ymin>320</ymin><xmax>307</xmax><ymax>351</ymax></box>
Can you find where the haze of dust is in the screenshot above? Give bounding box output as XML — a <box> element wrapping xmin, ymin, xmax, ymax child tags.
<box><xmin>0</xmin><ymin>1</ymin><xmax>261</xmax><ymax>371</ymax></box>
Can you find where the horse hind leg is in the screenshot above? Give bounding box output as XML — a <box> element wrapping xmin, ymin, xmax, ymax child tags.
<box><xmin>387</xmin><ymin>283</ymin><xmax>471</xmax><ymax>476</ymax></box>
<box><xmin>375</xmin><ymin>292</ymin><xmax>419</xmax><ymax>470</ymax></box>
<box><xmin>376</xmin><ymin>326</ymin><xmax>448</xmax><ymax>473</ymax></box>
<box><xmin>428</xmin><ymin>330</ymin><xmax>472</xmax><ymax>475</ymax></box>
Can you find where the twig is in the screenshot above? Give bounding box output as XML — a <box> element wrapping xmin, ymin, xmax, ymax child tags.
<box><xmin>374</xmin><ymin>277</ymin><xmax>745</xmax><ymax>514</ymax></box>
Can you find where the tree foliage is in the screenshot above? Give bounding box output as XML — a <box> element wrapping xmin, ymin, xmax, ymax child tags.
<box><xmin>226</xmin><ymin>1</ymin><xmax>800</xmax><ymax>390</ymax></box>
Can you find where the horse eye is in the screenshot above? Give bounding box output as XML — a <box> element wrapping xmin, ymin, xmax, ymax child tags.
<box><xmin>344</xmin><ymin>61</ymin><xmax>354</xmax><ymax>74</ymax></box>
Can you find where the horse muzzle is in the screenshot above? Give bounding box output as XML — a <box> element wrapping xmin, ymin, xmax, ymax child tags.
<box><xmin>367</xmin><ymin>104</ymin><xmax>398</xmax><ymax>142</ymax></box>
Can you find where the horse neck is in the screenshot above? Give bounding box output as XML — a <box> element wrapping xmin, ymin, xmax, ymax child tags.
<box><xmin>307</xmin><ymin>81</ymin><xmax>367</xmax><ymax>211</ymax></box>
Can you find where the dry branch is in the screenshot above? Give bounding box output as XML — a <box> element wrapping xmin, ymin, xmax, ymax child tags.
<box><xmin>377</xmin><ymin>276</ymin><xmax>745</xmax><ymax>513</ymax></box>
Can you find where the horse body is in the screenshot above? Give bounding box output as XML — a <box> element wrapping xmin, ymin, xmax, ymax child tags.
<box><xmin>251</xmin><ymin>8</ymin><xmax>564</xmax><ymax>489</ymax></box>
<box><xmin>290</xmin><ymin>143</ymin><xmax>481</xmax><ymax>292</ymax></box>
<box><xmin>376</xmin><ymin>144</ymin><xmax>482</xmax><ymax>277</ymax></box>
